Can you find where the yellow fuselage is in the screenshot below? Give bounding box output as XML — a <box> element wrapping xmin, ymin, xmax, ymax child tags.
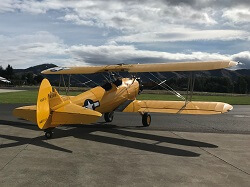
<box><xmin>69</xmin><ymin>78</ymin><xmax>139</xmax><ymax>114</ymax></box>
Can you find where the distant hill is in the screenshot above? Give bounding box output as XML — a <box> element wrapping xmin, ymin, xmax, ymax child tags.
<box><xmin>14</xmin><ymin>64</ymin><xmax>57</xmax><ymax>75</ymax></box>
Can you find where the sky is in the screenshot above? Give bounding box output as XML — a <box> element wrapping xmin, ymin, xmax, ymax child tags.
<box><xmin>0</xmin><ymin>0</ymin><xmax>250</xmax><ymax>69</ymax></box>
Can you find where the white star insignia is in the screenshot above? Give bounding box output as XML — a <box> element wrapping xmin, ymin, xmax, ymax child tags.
<box><xmin>85</xmin><ymin>101</ymin><xmax>94</xmax><ymax>110</ymax></box>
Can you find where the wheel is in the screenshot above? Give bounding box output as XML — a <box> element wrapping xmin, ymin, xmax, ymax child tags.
<box><xmin>104</xmin><ymin>112</ymin><xmax>114</xmax><ymax>122</ymax></box>
<box><xmin>45</xmin><ymin>131</ymin><xmax>53</xmax><ymax>139</ymax></box>
<box><xmin>142</xmin><ymin>113</ymin><xmax>151</xmax><ymax>127</ymax></box>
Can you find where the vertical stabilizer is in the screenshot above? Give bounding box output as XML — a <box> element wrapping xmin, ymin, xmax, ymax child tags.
<box><xmin>36</xmin><ymin>79</ymin><xmax>53</xmax><ymax>129</ymax></box>
<box><xmin>48</xmin><ymin>88</ymin><xmax>64</xmax><ymax>109</ymax></box>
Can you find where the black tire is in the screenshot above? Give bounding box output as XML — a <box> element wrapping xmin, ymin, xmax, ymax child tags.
<box><xmin>104</xmin><ymin>112</ymin><xmax>114</xmax><ymax>122</ymax></box>
<box><xmin>142</xmin><ymin>113</ymin><xmax>151</xmax><ymax>127</ymax></box>
<box><xmin>45</xmin><ymin>131</ymin><xmax>53</xmax><ymax>139</ymax></box>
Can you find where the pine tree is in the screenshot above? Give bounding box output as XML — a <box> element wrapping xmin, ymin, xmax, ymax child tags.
<box><xmin>5</xmin><ymin>64</ymin><xmax>13</xmax><ymax>79</ymax></box>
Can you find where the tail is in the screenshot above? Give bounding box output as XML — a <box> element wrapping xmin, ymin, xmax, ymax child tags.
<box><xmin>14</xmin><ymin>79</ymin><xmax>102</xmax><ymax>130</ymax></box>
<box><xmin>37</xmin><ymin>79</ymin><xmax>102</xmax><ymax>130</ymax></box>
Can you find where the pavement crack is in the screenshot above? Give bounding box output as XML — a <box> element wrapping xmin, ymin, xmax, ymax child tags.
<box><xmin>0</xmin><ymin>132</ymin><xmax>43</xmax><ymax>171</ymax></box>
<box><xmin>170</xmin><ymin>131</ymin><xmax>250</xmax><ymax>176</ymax></box>
<box><xmin>197</xmin><ymin>147</ymin><xmax>250</xmax><ymax>176</ymax></box>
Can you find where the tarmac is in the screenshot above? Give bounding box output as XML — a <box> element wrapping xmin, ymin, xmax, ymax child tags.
<box><xmin>0</xmin><ymin>104</ymin><xmax>249</xmax><ymax>186</ymax></box>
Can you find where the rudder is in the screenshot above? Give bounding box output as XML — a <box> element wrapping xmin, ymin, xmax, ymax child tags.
<box><xmin>36</xmin><ymin>79</ymin><xmax>53</xmax><ymax>129</ymax></box>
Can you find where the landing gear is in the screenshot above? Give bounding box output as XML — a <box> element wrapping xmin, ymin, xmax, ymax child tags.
<box><xmin>142</xmin><ymin>113</ymin><xmax>151</xmax><ymax>127</ymax></box>
<box><xmin>104</xmin><ymin>111</ymin><xmax>114</xmax><ymax>122</ymax></box>
<box><xmin>44</xmin><ymin>128</ymin><xmax>54</xmax><ymax>139</ymax></box>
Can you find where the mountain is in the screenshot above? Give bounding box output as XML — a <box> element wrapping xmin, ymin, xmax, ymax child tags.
<box><xmin>14</xmin><ymin>64</ymin><xmax>57</xmax><ymax>75</ymax></box>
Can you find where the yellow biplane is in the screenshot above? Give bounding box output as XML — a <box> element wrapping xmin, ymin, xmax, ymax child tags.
<box><xmin>13</xmin><ymin>60</ymin><xmax>237</xmax><ymax>139</ymax></box>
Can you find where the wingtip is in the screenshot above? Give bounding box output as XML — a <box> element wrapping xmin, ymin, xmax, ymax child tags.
<box><xmin>41</xmin><ymin>69</ymin><xmax>51</xmax><ymax>74</ymax></box>
<box><xmin>229</xmin><ymin>60</ymin><xmax>238</xmax><ymax>67</ymax></box>
<box><xmin>223</xmin><ymin>104</ymin><xmax>233</xmax><ymax>113</ymax></box>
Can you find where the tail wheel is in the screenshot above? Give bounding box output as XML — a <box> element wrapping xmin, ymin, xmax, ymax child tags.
<box><xmin>45</xmin><ymin>131</ymin><xmax>53</xmax><ymax>139</ymax></box>
<box><xmin>142</xmin><ymin>113</ymin><xmax>151</xmax><ymax>127</ymax></box>
<box><xmin>44</xmin><ymin>128</ymin><xmax>54</xmax><ymax>139</ymax></box>
<box><xmin>104</xmin><ymin>112</ymin><xmax>114</xmax><ymax>122</ymax></box>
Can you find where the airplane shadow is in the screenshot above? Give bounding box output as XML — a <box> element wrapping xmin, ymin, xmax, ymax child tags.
<box><xmin>0</xmin><ymin>120</ymin><xmax>218</xmax><ymax>157</ymax></box>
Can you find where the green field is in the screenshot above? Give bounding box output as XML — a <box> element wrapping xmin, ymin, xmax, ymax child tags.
<box><xmin>0</xmin><ymin>90</ymin><xmax>249</xmax><ymax>105</ymax></box>
<box><xmin>138</xmin><ymin>94</ymin><xmax>250</xmax><ymax>105</ymax></box>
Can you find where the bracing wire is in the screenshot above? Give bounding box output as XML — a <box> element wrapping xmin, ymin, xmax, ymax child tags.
<box><xmin>80</xmin><ymin>74</ymin><xmax>100</xmax><ymax>86</ymax></box>
<box><xmin>145</xmin><ymin>72</ymin><xmax>186</xmax><ymax>100</ymax></box>
<box><xmin>70</xmin><ymin>76</ymin><xmax>92</xmax><ymax>89</ymax></box>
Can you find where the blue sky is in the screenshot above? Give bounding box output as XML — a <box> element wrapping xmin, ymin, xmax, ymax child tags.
<box><xmin>0</xmin><ymin>0</ymin><xmax>250</xmax><ymax>69</ymax></box>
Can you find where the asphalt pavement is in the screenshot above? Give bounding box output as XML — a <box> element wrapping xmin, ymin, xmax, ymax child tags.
<box><xmin>0</xmin><ymin>104</ymin><xmax>250</xmax><ymax>186</ymax></box>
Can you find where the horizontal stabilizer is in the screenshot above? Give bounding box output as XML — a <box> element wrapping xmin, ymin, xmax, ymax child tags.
<box><xmin>13</xmin><ymin>105</ymin><xmax>37</xmax><ymax>123</ymax></box>
<box><xmin>122</xmin><ymin>100</ymin><xmax>233</xmax><ymax>115</ymax></box>
<box><xmin>51</xmin><ymin>103</ymin><xmax>102</xmax><ymax>125</ymax></box>
<box><xmin>41</xmin><ymin>60</ymin><xmax>237</xmax><ymax>75</ymax></box>
<box><xmin>13</xmin><ymin>103</ymin><xmax>102</xmax><ymax>129</ymax></box>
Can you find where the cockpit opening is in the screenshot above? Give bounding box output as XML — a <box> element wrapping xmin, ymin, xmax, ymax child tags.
<box><xmin>101</xmin><ymin>82</ymin><xmax>112</xmax><ymax>91</ymax></box>
<box><xmin>113</xmin><ymin>78</ymin><xmax>122</xmax><ymax>87</ymax></box>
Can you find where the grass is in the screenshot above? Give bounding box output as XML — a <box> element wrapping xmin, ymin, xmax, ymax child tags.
<box><xmin>0</xmin><ymin>90</ymin><xmax>81</xmax><ymax>104</ymax></box>
<box><xmin>0</xmin><ymin>90</ymin><xmax>38</xmax><ymax>104</ymax></box>
<box><xmin>137</xmin><ymin>94</ymin><xmax>250</xmax><ymax>105</ymax></box>
<box><xmin>0</xmin><ymin>90</ymin><xmax>250</xmax><ymax>105</ymax></box>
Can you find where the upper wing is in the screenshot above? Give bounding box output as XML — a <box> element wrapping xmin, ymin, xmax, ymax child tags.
<box><xmin>122</xmin><ymin>100</ymin><xmax>233</xmax><ymax>115</ymax></box>
<box><xmin>41</xmin><ymin>60</ymin><xmax>237</xmax><ymax>75</ymax></box>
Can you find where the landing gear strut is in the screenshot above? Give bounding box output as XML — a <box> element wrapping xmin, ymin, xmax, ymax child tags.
<box><xmin>104</xmin><ymin>111</ymin><xmax>114</xmax><ymax>122</ymax></box>
<box><xmin>44</xmin><ymin>128</ymin><xmax>54</xmax><ymax>139</ymax></box>
<box><xmin>142</xmin><ymin>113</ymin><xmax>151</xmax><ymax>127</ymax></box>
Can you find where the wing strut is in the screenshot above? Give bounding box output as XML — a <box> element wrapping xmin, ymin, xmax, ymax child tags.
<box><xmin>185</xmin><ymin>72</ymin><xmax>196</xmax><ymax>103</ymax></box>
<box><xmin>66</xmin><ymin>75</ymin><xmax>71</xmax><ymax>95</ymax></box>
<box><xmin>57</xmin><ymin>74</ymin><xmax>71</xmax><ymax>95</ymax></box>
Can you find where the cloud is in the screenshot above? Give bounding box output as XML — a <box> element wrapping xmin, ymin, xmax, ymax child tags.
<box><xmin>162</xmin><ymin>0</ymin><xmax>250</xmax><ymax>9</ymax></box>
<box><xmin>68</xmin><ymin>44</ymin><xmax>229</xmax><ymax>65</ymax></box>
<box><xmin>1</xmin><ymin>0</ymin><xmax>249</xmax><ymax>44</ymax></box>
<box><xmin>0</xmin><ymin>32</ymin><xmax>249</xmax><ymax>69</ymax></box>
<box><xmin>0</xmin><ymin>1</ymin><xmax>218</xmax><ymax>30</ymax></box>
<box><xmin>0</xmin><ymin>0</ymin><xmax>15</xmax><ymax>13</ymax></box>
<box><xmin>60</xmin><ymin>14</ymin><xmax>95</xmax><ymax>26</ymax></box>
<box><xmin>113</xmin><ymin>29</ymin><xmax>249</xmax><ymax>43</ymax></box>
<box><xmin>231</xmin><ymin>51</ymin><xmax>250</xmax><ymax>69</ymax></box>
<box><xmin>67</xmin><ymin>45</ymin><xmax>250</xmax><ymax>69</ymax></box>
<box><xmin>0</xmin><ymin>32</ymin><xmax>76</xmax><ymax>69</ymax></box>
<box><xmin>223</xmin><ymin>8</ymin><xmax>250</xmax><ymax>23</ymax></box>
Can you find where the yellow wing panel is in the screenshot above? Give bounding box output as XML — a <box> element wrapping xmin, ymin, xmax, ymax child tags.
<box><xmin>123</xmin><ymin>100</ymin><xmax>233</xmax><ymax>115</ymax></box>
<box><xmin>129</xmin><ymin>60</ymin><xmax>237</xmax><ymax>73</ymax></box>
<box><xmin>42</xmin><ymin>60</ymin><xmax>237</xmax><ymax>74</ymax></box>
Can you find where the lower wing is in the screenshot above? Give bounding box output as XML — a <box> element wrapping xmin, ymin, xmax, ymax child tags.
<box><xmin>122</xmin><ymin>100</ymin><xmax>233</xmax><ymax>115</ymax></box>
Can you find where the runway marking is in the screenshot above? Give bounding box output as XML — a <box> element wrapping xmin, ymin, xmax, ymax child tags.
<box><xmin>233</xmin><ymin>115</ymin><xmax>250</xmax><ymax>118</ymax></box>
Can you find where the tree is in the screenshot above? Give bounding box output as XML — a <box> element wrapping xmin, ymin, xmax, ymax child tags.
<box><xmin>5</xmin><ymin>64</ymin><xmax>14</xmax><ymax>79</ymax></box>
<box><xmin>235</xmin><ymin>77</ymin><xmax>248</xmax><ymax>94</ymax></box>
<box><xmin>0</xmin><ymin>66</ymin><xmax>3</xmax><ymax>76</ymax></box>
<box><xmin>34</xmin><ymin>74</ymin><xmax>44</xmax><ymax>84</ymax></box>
<box><xmin>26</xmin><ymin>72</ymin><xmax>35</xmax><ymax>85</ymax></box>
